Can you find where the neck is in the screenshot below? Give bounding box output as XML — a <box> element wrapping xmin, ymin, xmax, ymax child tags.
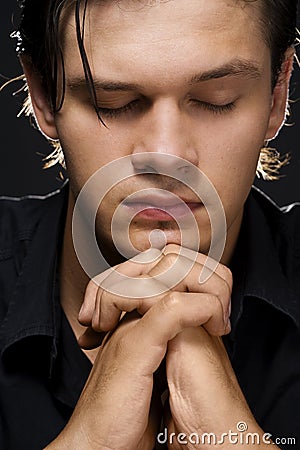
<box><xmin>221</xmin><ymin>208</ymin><xmax>244</xmax><ymax>267</ymax></box>
<box><xmin>59</xmin><ymin>189</ymin><xmax>98</xmax><ymax>363</ymax></box>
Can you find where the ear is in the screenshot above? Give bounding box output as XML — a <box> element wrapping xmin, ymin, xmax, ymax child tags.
<box><xmin>265</xmin><ymin>48</ymin><xmax>295</xmax><ymax>141</ymax></box>
<box><xmin>21</xmin><ymin>57</ymin><xmax>59</xmax><ymax>140</ymax></box>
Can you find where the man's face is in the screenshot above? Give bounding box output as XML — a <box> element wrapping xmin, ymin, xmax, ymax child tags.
<box><xmin>49</xmin><ymin>0</ymin><xmax>285</xmax><ymax>262</ymax></box>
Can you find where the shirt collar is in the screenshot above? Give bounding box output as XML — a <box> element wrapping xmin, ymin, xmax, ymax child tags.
<box><xmin>0</xmin><ymin>184</ymin><xmax>68</xmax><ymax>373</ymax></box>
<box><xmin>230</xmin><ymin>186</ymin><xmax>300</xmax><ymax>334</ymax></box>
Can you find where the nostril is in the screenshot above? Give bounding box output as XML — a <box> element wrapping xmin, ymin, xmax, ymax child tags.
<box><xmin>138</xmin><ymin>165</ymin><xmax>159</xmax><ymax>174</ymax></box>
<box><xmin>131</xmin><ymin>153</ymin><xmax>160</xmax><ymax>173</ymax></box>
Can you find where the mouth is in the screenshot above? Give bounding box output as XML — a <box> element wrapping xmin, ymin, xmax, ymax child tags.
<box><xmin>122</xmin><ymin>192</ymin><xmax>202</xmax><ymax>221</ymax></box>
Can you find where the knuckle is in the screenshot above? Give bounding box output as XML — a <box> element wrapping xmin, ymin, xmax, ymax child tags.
<box><xmin>161</xmin><ymin>291</ymin><xmax>181</xmax><ymax>312</ymax></box>
<box><xmin>101</xmin><ymin>289</ymin><xmax>121</xmax><ymax>311</ymax></box>
<box><xmin>163</xmin><ymin>252</ymin><xmax>179</xmax><ymax>267</ymax></box>
<box><xmin>215</xmin><ymin>281</ymin><xmax>231</xmax><ymax>305</ymax></box>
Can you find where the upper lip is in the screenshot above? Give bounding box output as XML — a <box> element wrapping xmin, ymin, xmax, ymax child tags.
<box><xmin>123</xmin><ymin>192</ymin><xmax>200</xmax><ymax>208</ymax></box>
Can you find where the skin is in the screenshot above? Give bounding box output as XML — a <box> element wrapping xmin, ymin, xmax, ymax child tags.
<box><xmin>28</xmin><ymin>0</ymin><xmax>291</xmax><ymax>266</ymax></box>
<box><xmin>22</xmin><ymin>0</ymin><xmax>294</xmax><ymax>448</ymax></box>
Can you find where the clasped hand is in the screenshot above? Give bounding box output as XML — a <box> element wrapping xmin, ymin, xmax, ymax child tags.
<box><xmin>54</xmin><ymin>245</ymin><xmax>266</xmax><ymax>450</ymax></box>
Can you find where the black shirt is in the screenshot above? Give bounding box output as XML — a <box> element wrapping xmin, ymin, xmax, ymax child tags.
<box><xmin>0</xmin><ymin>184</ymin><xmax>299</xmax><ymax>449</ymax></box>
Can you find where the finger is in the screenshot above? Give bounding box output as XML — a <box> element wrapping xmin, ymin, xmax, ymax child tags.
<box><xmin>78</xmin><ymin>248</ymin><xmax>165</xmax><ymax>325</ymax></box>
<box><xmin>80</xmin><ymin>270</ymin><xmax>169</xmax><ymax>349</ymax></box>
<box><xmin>94</xmin><ymin>247</ymin><xmax>165</xmax><ymax>286</ymax></box>
<box><xmin>80</xmin><ymin>286</ymin><xmax>230</xmax><ymax>351</ymax></box>
<box><xmin>79</xmin><ymin>245</ymin><xmax>232</xmax><ymax>335</ymax></box>
<box><xmin>163</xmin><ymin>243</ymin><xmax>233</xmax><ymax>287</ymax></box>
<box><xmin>99</xmin><ymin>250</ymin><xmax>232</xmax><ymax>327</ymax></box>
<box><xmin>125</xmin><ymin>291</ymin><xmax>231</xmax><ymax>375</ymax></box>
<box><xmin>78</xmin><ymin>326</ymin><xmax>107</xmax><ymax>350</ymax></box>
<box><xmin>148</xmin><ymin>253</ymin><xmax>232</xmax><ymax>326</ymax></box>
<box><xmin>78</xmin><ymin>278</ymin><xmax>99</xmax><ymax>325</ymax></box>
<box><xmin>81</xmin><ymin>253</ymin><xmax>231</xmax><ymax>339</ymax></box>
<box><xmin>95</xmin><ymin>275</ymin><xmax>168</xmax><ymax>332</ymax></box>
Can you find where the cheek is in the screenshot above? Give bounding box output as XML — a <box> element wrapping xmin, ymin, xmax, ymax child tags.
<box><xmin>54</xmin><ymin>110</ymin><xmax>134</xmax><ymax>194</ymax></box>
<box><xmin>208</xmin><ymin>100</ymin><xmax>270</xmax><ymax>173</ymax></box>
<box><xmin>197</xmin><ymin>106</ymin><xmax>271</xmax><ymax>222</ymax></box>
<box><xmin>225</xmin><ymin>114</ymin><xmax>268</xmax><ymax>179</ymax></box>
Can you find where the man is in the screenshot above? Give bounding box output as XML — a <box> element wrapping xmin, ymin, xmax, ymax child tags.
<box><xmin>0</xmin><ymin>0</ymin><xmax>299</xmax><ymax>449</ymax></box>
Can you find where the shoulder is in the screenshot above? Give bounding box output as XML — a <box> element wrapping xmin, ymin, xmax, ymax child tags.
<box><xmin>250</xmin><ymin>186</ymin><xmax>300</xmax><ymax>271</ymax></box>
<box><xmin>0</xmin><ymin>184</ymin><xmax>68</xmax><ymax>315</ymax></box>
<box><xmin>0</xmin><ymin>184</ymin><xmax>68</xmax><ymax>249</ymax></box>
<box><xmin>251</xmin><ymin>186</ymin><xmax>300</xmax><ymax>235</ymax></box>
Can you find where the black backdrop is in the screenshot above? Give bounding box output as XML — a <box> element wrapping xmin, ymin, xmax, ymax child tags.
<box><xmin>1</xmin><ymin>1</ymin><xmax>299</xmax><ymax>204</ymax></box>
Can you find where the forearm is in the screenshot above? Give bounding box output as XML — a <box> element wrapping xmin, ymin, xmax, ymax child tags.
<box><xmin>165</xmin><ymin>328</ymin><xmax>285</xmax><ymax>450</ymax></box>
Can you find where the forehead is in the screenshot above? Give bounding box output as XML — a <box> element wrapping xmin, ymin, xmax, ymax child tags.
<box><xmin>61</xmin><ymin>0</ymin><xmax>269</xmax><ymax>82</ymax></box>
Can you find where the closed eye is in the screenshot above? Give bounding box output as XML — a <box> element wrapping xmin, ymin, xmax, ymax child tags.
<box><xmin>96</xmin><ymin>97</ymin><xmax>236</xmax><ymax>119</ymax></box>
<box><xmin>97</xmin><ymin>98</ymin><xmax>145</xmax><ymax>119</ymax></box>
<box><xmin>191</xmin><ymin>100</ymin><xmax>236</xmax><ymax>114</ymax></box>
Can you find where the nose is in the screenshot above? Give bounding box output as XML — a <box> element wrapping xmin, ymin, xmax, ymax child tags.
<box><xmin>131</xmin><ymin>99</ymin><xmax>199</xmax><ymax>176</ymax></box>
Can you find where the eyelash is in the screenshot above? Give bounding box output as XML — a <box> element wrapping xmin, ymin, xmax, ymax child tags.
<box><xmin>97</xmin><ymin>99</ymin><xmax>142</xmax><ymax>119</ymax></box>
<box><xmin>192</xmin><ymin>100</ymin><xmax>236</xmax><ymax>115</ymax></box>
<box><xmin>97</xmin><ymin>99</ymin><xmax>236</xmax><ymax>119</ymax></box>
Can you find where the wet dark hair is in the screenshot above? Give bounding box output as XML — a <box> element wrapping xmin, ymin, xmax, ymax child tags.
<box><xmin>14</xmin><ymin>0</ymin><xmax>299</xmax><ymax>176</ymax></box>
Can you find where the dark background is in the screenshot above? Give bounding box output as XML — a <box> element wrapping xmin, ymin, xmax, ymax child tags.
<box><xmin>1</xmin><ymin>1</ymin><xmax>299</xmax><ymax>204</ymax></box>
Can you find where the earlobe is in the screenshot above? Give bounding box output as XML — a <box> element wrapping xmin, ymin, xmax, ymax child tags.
<box><xmin>265</xmin><ymin>49</ymin><xmax>295</xmax><ymax>141</ymax></box>
<box><xmin>21</xmin><ymin>57</ymin><xmax>59</xmax><ymax>140</ymax></box>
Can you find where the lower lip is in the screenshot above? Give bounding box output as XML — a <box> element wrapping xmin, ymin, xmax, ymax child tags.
<box><xmin>123</xmin><ymin>202</ymin><xmax>202</xmax><ymax>221</ymax></box>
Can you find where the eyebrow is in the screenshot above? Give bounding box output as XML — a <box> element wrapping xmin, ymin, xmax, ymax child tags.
<box><xmin>67</xmin><ymin>78</ymin><xmax>139</xmax><ymax>91</ymax></box>
<box><xmin>190</xmin><ymin>59</ymin><xmax>261</xmax><ymax>83</ymax></box>
<box><xmin>67</xmin><ymin>58</ymin><xmax>262</xmax><ymax>92</ymax></box>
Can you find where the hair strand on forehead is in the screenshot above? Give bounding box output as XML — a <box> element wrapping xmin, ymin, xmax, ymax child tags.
<box><xmin>74</xmin><ymin>0</ymin><xmax>107</xmax><ymax>127</ymax></box>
